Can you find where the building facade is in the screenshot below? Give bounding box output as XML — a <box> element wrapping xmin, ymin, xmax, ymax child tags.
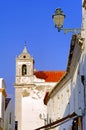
<box><xmin>4</xmin><ymin>98</ymin><xmax>15</xmax><ymax>130</ymax></box>
<box><xmin>0</xmin><ymin>78</ymin><xmax>7</xmax><ymax>130</ymax></box>
<box><xmin>35</xmin><ymin>0</ymin><xmax>86</xmax><ymax>130</ymax></box>
<box><xmin>35</xmin><ymin>34</ymin><xmax>84</xmax><ymax>130</ymax></box>
<box><xmin>14</xmin><ymin>45</ymin><xmax>64</xmax><ymax>130</ymax></box>
<box><xmin>81</xmin><ymin>0</ymin><xmax>86</xmax><ymax>129</ymax></box>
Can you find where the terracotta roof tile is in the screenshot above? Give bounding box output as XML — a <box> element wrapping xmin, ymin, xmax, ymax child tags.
<box><xmin>34</xmin><ymin>71</ymin><xmax>65</xmax><ymax>82</ymax></box>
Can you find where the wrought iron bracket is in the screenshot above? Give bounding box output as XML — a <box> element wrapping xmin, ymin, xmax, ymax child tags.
<box><xmin>61</xmin><ymin>28</ymin><xmax>84</xmax><ymax>34</ymax></box>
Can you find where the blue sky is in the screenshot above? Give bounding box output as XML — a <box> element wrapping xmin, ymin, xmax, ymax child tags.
<box><xmin>0</xmin><ymin>0</ymin><xmax>82</xmax><ymax>98</ymax></box>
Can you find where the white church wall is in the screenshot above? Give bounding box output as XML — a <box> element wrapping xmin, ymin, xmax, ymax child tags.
<box><xmin>21</xmin><ymin>88</ymin><xmax>47</xmax><ymax>130</ymax></box>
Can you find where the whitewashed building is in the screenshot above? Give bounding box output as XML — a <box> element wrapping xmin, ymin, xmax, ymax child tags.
<box><xmin>35</xmin><ymin>0</ymin><xmax>86</xmax><ymax>130</ymax></box>
<box><xmin>14</xmin><ymin>45</ymin><xmax>64</xmax><ymax>130</ymax></box>
<box><xmin>0</xmin><ymin>78</ymin><xmax>7</xmax><ymax>130</ymax></box>
<box><xmin>4</xmin><ymin>98</ymin><xmax>15</xmax><ymax>130</ymax></box>
<box><xmin>80</xmin><ymin>0</ymin><xmax>86</xmax><ymax>129</ymax></box>
<box><xmin>36</xmin><ymin>34</ymin><xmax>84</xmax><ymax>130</ymax></box>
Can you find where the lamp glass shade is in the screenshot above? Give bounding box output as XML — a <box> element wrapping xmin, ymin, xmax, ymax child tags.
<box><xmin>52</xmin><ymin>8</ymin><xmax>65</xmax><ymax>31</ymax></box>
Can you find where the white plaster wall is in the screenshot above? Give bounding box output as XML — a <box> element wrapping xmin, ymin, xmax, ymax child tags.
<box><xmin>2</xmin><ymin>95</ymin><xmax>5</xmax><ymax>121</ymax></box>
<box><xmin>72</xmin><ymin>63</ymin><xmax>84</xmax><ymax>115</ymax></box>
<box><xmin>0</xmin><ymin>94</ymin><xmax>4</xmax><ymax>129</ymax></box>
<box><xmin>0</xmin><ymin>78</ymin><xmax>6</xmax><ymax>89</ymax></box>
<box><xmin>4</xmin><ymin>100</ymin><xmax>15</xmax><ymax>130</ymax></box>
<box><xmin>48</xmin><ymin>80</ymin><xmax>71</xmax><ymax>122</ymax></box>
<box><xmin>72</xmin><ymin>66</ymin><xmax>79</xmax><ymax>114</ymax></box>
<box><xmin>0</xmin><ymin>78</ymin><xmax>6</xmax><ymax>129</ymax></box>
<box><xmin>0</xmin><ymin>93</ymin><xmax>2</xmax><ymax>118</ymax></box>
<box><xmin>47</xmin><ymin>99</ymin><xmax>52</xmax><ymax>123</ymax></box>
<box><xmin>69</xmin><ymin>79</ymin><xmax>75</xmax><ymax>114</ymax></box>
<box><xmin>58</xmin><ymin>83</ymin><xmax>70</xmax><ymax>118</ymax></box>
<box><xmin>0</xmin><ymin>94</ymin><xmax>5</xmax><ymax>127</ymax></box>
<box><xmin>21</xmin><ymin>90</ymin><xmax>47</xmax><ymax>130</ymax></box>
<box><xmin>81</xmin><ymin>1</ymin><xmax>86</xmax><ymax>129</ymax></box>
<box><xmin>47</xmin><ymin>65</ymin><xmax>84</xmax><ymax>123</ymax></box>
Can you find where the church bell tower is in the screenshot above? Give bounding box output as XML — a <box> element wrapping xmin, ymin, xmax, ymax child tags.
<box><xmin>15</xmin><ymin>44</ymin><xmax>34</xmax><ymax>84</ymax></box>
<box><xmin>14</xmin><ymin>44</ymin><xmax>49</xmax><ymax>130</ymax></box>
<box><xmin>14</xmin><ymin>44</ymin><xmax>34</xmax><ymax>130</ymax></box>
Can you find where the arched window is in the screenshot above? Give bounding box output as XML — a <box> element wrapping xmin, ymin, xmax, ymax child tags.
<box><xmin>22</xmin><ymin>64</ymin><xmax>27</xmax><ymax>76</ymax></box>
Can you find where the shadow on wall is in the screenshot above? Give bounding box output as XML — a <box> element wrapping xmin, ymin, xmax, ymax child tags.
<box><xmin>55</xmin><ymin>69</ymin><xmax>84</xmax><ymax>130</ymax></box>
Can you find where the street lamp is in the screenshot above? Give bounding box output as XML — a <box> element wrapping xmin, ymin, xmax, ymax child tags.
<box><xmin>52</xmin><ymin>8</ymin><xmax>83</xmax><ymax>34</ymax></box>
<box><xmin>52</xmin><ymin>8</ymin><xmax>65</xmax><ymax>32</ymax></box>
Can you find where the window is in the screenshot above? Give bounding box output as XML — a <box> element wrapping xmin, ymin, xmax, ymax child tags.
<box><xmin>9</xmin><ymin>113</ymin><xmax>11</xmax><ymax>124</ymax></box>
<box><xmin>15</xmin><ymin>121</ymin><xmax>18</xmax><ymax>130</ymax></box>
<box><xmin>22</xmin><ymin>64</ymin><xmax>27</xmax><ymax>75</ymax></box>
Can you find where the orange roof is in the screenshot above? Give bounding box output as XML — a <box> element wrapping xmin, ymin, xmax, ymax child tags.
<box><xmin>34</xmin><ymin>71</ymin><xmax>65</xmax><ymax>82</ymax></box>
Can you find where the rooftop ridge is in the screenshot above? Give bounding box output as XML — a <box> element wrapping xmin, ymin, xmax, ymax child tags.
<box><xmin>34</xmin><ymin>71</ymin><xmax>65</xmax><ymax>82</ymax></box>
